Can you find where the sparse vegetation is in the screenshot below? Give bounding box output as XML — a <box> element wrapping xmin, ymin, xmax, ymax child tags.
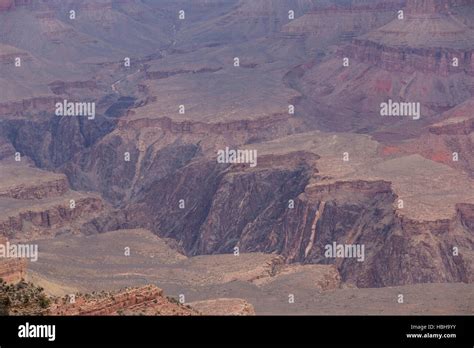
<box><xmin>167</xmin><ymin>296</ymin><xmax>180</xmax><ymax>305</ymax></box>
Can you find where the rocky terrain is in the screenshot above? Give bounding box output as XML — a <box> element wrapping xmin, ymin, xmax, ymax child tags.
<box><xmin>0</xmin><ymin>163</ymin><xmax>107</xmax><ymax>241</ymax></box>
<box><xmin>0</xmin><ymin>0</ymin><xmax>473</xmax><ymax>315</ymax></box>
<box><xmin>20</xmin><ymin>229</ymin><xmax>472</xmax><ymax>315</ymax></box>
<box><xmin>0</xmin><ymin>280</ymin><xmax>208</xmax><ymax>316</ymax></box>
<box><xmin>0</xmin><ymin>279</ymin><xmax>50</xmax><ymax>315</ymax></box>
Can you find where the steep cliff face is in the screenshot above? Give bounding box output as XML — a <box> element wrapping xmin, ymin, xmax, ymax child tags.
<box><xmin>0</xmin><ymin>194</ymin><xmax>105</xmax><ymax>240</ymax></box>
<box><xmin>0</xmin><ymin>279</ymin><xmax>51</xmax><ymax>315</ymax></box>
<box><xmin>348</xmin><ymin>0</ymin><xmax>474</xmax><ymax>75</ymax></box>
<box><xmin>4</xmin><ymin>97</ymin><xmax>472</xmax><ymax>288</ymax></box>
<box><xmin>281</xmin><ymin>181</ymin><xmax>473</xmax><ymax>287</ymax></box>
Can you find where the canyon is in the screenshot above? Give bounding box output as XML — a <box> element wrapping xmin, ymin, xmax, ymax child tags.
<box><xmin>47</xmin><ymin>285</ymin><xmax>200</xmax><ymax>316</ymax></box>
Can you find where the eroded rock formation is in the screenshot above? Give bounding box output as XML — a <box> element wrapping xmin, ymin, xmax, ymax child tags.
<box><xmin>48</xmin><ymin>285</ymin><xmax>198</xmax><ymax>316</ymax></box>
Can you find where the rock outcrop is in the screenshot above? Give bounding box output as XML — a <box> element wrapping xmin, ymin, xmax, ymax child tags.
<box><xmin>0</xmin><ymin>164</ymin><xmax>108</xmax><ymax>241</ymax></box>
<box><xmin>0</xmin><ymin>0</ymin><xmax>473</xmax><ymax>304</ymax></box>
<box><xmin>406</xmin><ymin>0</ymin><xmax>471</xmax><ymax>14</ymax></box>
<box><xmin>72</xmin><ymin>127</ymin><xmax>474</xmax><ymax>288</ymax></box>
<box><xmin>48</xmin><ymin>285</ymin><xmax>198</xmax><ymax>316</ymax></box>
<box><xmin>386</xmin><ymin>97</ymin><xmax>474</xmax><ymax>177</ymax></box>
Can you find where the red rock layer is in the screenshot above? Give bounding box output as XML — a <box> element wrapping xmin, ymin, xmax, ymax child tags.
<box><xmin>0</xmin><ymin>236</ymin><xmax>26</xmax><ymax>284</ymax></box>
<box><xmin>0</xmin><ymin>97</ymin><xmax>57</xmax><ymax>116</ymax></box>
<box><xmin>346</xmin><ymin>39</ymin><xmax>474</xmax><ymax>75</ymax></box>
<box><xmin>49</xmin><ymin>285</ymin><xmax>197</xmax><ymax>316</ymax></box>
